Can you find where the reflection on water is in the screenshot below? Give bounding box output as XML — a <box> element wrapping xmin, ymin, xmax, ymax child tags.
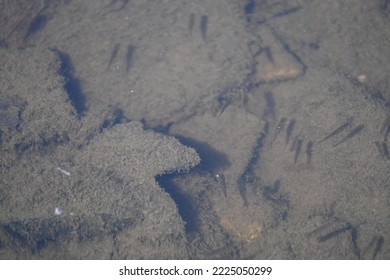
<box><xmin>0</xmin><ymin>0</ymin><xmax>389</xmax><ymax>259</ymax></box>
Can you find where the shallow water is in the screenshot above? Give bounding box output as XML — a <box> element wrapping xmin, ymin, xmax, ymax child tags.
<box><xmin>0</xmin><ymin>0</ymin><xmax>389</xmax><ymax>259</ymax></box>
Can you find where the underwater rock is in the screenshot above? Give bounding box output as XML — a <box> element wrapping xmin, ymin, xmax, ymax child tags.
<box><xmin>0</xmin><ymin>48</ymin><xmax>200</xmax><ymax>259</ymax></box>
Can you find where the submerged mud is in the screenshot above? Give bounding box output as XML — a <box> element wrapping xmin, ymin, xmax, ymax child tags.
<box><xmin>0</xmin><ymin>0</ymin><xmax>389</xmax><ymax>259</ymax></box>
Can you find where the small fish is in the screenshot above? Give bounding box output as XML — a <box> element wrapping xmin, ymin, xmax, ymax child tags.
<box><xmin>238</xmin><ymin>182</ymin><xmax>248</xmax><ymax>207</ymax></box>
<box><xmin>382</xmin><ymin>142</ymin><xmax>390</xmax><ymax>159</ymax></box>
<box><xmin>294</xmin><ymin>139</ymin><xmax>302</xmax><ymax>164</ymax></box>
<box><xmin>125</xmin><ymin>45</ymin><xmax>135</xmax><ymax>72</ymax></box>
<box><xmin>380</xmin><ymin>0</ymin><xmax>390</xmax><ymax>13</ymax></box>
<box><xmin>319</xmin><ymin>120</ymin><xmax>351</xmax><ymax>143</ymax></box>
<box><xmin>107</xmin><ymin>43</ymin><xmax>120</xmax><ymax>70</ymax></box>
<box><xmin>273</xmin><ymin>6</ymin><xmax>301</xmax><ymax>19</ymax></box>
<box><xmin>264</xmin><ymin>91</ymin><xmax>276</xmax><ymax>119</ymax></box>
<box><xmin>318</xmin><ymin>225</ymin><xmax>350</xmax><ymax>242</ymax></box>
<box><xmin>200</xmin><ymin>15</ymin><xmax>208</xmax><ymax>41</ymax></box>
<box><xmin>306</xmin><ymin>141</ymin><xmax>313</xmax><ymax>164</ymax></box>
<box><xmin>273</xmin><ymin>117</ymin><xmax>287</xmax><ymax>142</ymax></box>
<box><xmin>334</xmin><ymin>124</ymin><xmax>364</xmax><ymax>146</ymax></box>
<box><xmin>286</xmin><ymin>119</ymin><xmax>295</xmax><ymax>145</ymax></box>
<box><xmin>289</xmin><ymin>135</ymin><xmax>298</xmax><ymax>152</ymax></box>
<box><xmin>216</xmin><ymin>94</ymin><xmax>230</xmax><ymax>117</ymax></box>
<box><xmin>373</xmin><ymin>236</ymin><xmax>384</xmax><ymax>259</ymax></box>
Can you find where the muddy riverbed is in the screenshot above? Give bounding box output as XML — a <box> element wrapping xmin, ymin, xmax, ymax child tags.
<box><xmin>0</xmin><ymin>0</ymin><xmax>389</xmax><ymax>259</ymax></box>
